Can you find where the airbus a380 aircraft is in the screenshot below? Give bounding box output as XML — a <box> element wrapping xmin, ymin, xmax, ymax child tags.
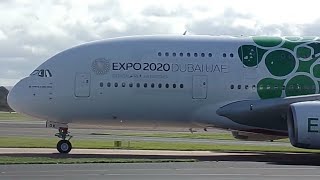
<box><xmin>7</xmin><ymin>35</ymin><xmax>320</xmax><ymax>153</ymax></box>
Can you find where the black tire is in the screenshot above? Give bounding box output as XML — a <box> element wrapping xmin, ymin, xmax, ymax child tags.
<box><xmin>57</xmin><ymin>140</ymin><xmax>72</xmax><ymax>154</ymax></box>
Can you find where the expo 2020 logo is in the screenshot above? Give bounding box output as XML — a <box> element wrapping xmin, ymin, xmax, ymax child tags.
<box><xmin>91</xmin><ymin>58</ymin><xmax>110</xmax><ymax>75</ymax></box>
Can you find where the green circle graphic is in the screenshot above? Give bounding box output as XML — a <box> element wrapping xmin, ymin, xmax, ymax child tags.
<box><xmin>285</xmin><ymin>75</ymin><xmax>316</xmax><ymax>96</ymax></box>
<box><xmin>313</xmin><ymin>64</ymin><xmax>320</xmax><ymax>78</ymax></box>
<box><xmin>265</xmin><ymin>50</ymin><xmax>296</xmax><ymax>77</ymax></box>
<box><xmin>297</xmin><ymin>46</ymin><xmax>312</xmax><ymax>59</ymax></box>
<box><xmin>257</xmin><ymin>78</ymin><xmax>284</xmax><ymax>99</ymax></box>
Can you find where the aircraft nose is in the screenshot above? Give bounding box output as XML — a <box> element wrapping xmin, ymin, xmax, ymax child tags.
<box><xmin>7</xmin><ymin>78</ymin><xmax>28</xmax><ymax>113</ymax></box>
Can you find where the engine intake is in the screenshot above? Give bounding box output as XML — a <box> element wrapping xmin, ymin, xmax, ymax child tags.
<box><xmin>288</xmin><ymin>101</ymin><xmax>320</xmax><ymax>149</ymax></box>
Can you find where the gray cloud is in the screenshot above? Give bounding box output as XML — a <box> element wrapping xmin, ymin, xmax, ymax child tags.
<box><xmin>186</xmin><ymin>8</ymin><xmax>303</xmax><ymax>36</ymax></box>
<box><xmin>141</xmin><ymin>5</ymin><xmax>193</xmax><ymax>18</ymax></box>
<box><xmin>301</xmin><ymin>21</ymin><xmax>320</xmax><ymax>36</ymax></box>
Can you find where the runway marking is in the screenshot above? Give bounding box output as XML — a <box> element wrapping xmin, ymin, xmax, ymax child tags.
<box><xmin>176</xmin><ymin>167</ymin><xmax>317</xmax><ymax>170</ymax></box>
<box><xmin>105</xmin><ymin>174</ymin><xmax>320</xmax><ymax>177</ymax></box>
<box><xmin>3</xmin><ymin>173</ymin><xmax>320</xmax><ymax>177</ymax></box>
<box><xmin>0</xmin><ymin>121</ymin><xmax>44</xmax><ymax>124</ymax></box>
<box><xmin>227</xmin><ymin>167</ymin><xmax>317</xmax><ymax>170</ymax></box>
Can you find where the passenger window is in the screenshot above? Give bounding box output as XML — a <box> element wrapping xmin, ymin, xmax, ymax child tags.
<box><xmin>180</xmin><ymin>84</ymin><xmax>184</xmax><ymax>88</ymax></box>
<box><xmin>194</xmin><ymin>53</ymin><xmax>198</xmax><ymax>57</ymax></box>
<box><xmin>158</xmin><ymin>52</ymin><xmax>162</xmax><ymax>56</ymax></box>
<box><xmin>266</xmin><ymin>85</ymin><xmax>271</xmax><ymax>90</ymax></box>
<box><xmin>245</xmin><ymin>85</ymin><xmax>248</xmax><ymax>89</ymax></box>
<box><xmin>38</xmin><ymin>70</ymin><xmax>45</xmax><ymax>77</ymax></box>
<box><xmin>165</xmin><ymin>84</ymin><xmax>169</xmax><ymax>88</ymax></box>
<box><xmin>158</xmin><ymin>84</ymin><xmax>162</xmax><ymax>88</ymax></box>
<box><xmin>252</xmin><ymin>85</ymin><xmax>256</xmax><ymax>90</ymax></box>
<box><xmin>144</xmin><ymin>83</ymin><xmax>148</xmax><ymax>88</ymax></box>
<box><xmin>223</xmin><ymin>53</ymin><xmax>227</xmax><ymax>58</ymax></box>
<box><xmin>297</xmin><ymin>85</ymin><xmax>301</xmax><ymax>90</ymax></box>
<box><xmin>187</xmin><ymin>53</ymin><xmax>191</xmax><ymax>57</ymax></box>
<box><xmin>173</xmin><ymin>52</ymin><xmax>176</xmax><ymax>57</ymax></box>
<box><xmin>129</xmin><ymin>83</ymin><xmax>133</xmax><ymax>87</ymax></box>
<box><xmin>208</xmin><ymin>53</ymin><xmax>212</xmax><ymax>57</ymax></box>
<box><xmin>114</xmin><ymin>83</ymin><xmax>118</xmax><ymax>87</ymax></box>
<box><xmin>173</xmin><ymin>84</ymin><xmax>176</xmax><ymax>88</ymax></box>
<box><xmin>238</xmin><ymin>85</ymin><xmax>241</xmax><ymax>89</ymax></box>
<box><xmin>99</xmin><ymin>82</ymin><xmax>104</xmax><ymax>87</ymax></box>
<box><xmin>165</xmin><ymin>52</ymin><xmax>169</xmax><ymax>56</ymax></box>
<box><xmin>231</xmin><ymin>85</ymin><xmax>234</xmax><ymax>89</ymax></box>
<box><xmin>151</xmin><ymin>83</ymin><xmax>155</xmax><ymax>88</ymax></box>
<box><xmin>107</xmin><ymin>82</ymin><xmax>111</xmax><ymax>87</ymax></box>
<box><xmin>136</xmin><ymin>83</ymin><xmax>140</xmax><ymax>88</ymax></box>
<box><xmin>180</xmin><ymin>53</ymin><xmax>183</xmax><ymax>57</ymax></box>
<box><xmin>122</xmin><ymin>83</ymin><xmax>126</xmax><ymax>87</ymax></box>
<box><xmin>230</xmin><ymin>53</ymin><xmax>234</xmax><ymax>58</ymax></box>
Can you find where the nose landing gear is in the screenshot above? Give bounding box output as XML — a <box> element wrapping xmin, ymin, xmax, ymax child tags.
<box><xmin>46</xmin><ymin>121</ymin><xmax>73</xmax><ymax>154</ymax></box>
<box><xmin>55</xmin><ymin>127</ymin><xmax>72</xmax><ymax>154</ymax></box>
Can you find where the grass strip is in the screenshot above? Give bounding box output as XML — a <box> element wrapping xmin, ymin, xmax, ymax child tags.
<box><xmin>0</xmin><ymin>112</ymin><xmax>34</xmax><ymax>120</ymax></box>
<box><xmin>92</xmin><ymin>132</ymin><xmax>290</xmax><ymax>142</ymax></box>
<box><xmin>0</xmin><ymin>137</ymin><xmax>316</xmax><ymax>153</ymax></box>
<box><xmin>93</xmin><ymin>132</ymin><xmax>236</xmax><ymax>140</ymax></box>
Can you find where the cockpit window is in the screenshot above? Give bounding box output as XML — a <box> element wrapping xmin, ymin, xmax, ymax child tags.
<box><xmin>30</xmin><ymin>69</ymin><xmax>52</xmax><ymax>78</ymax></box>
<box><xmin>30</xmin><ymin>70</ymin><xmax>39</xmax><ymax>76</ymax></box>
<box><xmin>38</xmin><ymin>70</ymin><xmax>45</xmax><ymax>77</ymax></box>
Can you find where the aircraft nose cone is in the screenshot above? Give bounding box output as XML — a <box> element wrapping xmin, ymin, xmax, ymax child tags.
<box><xmin>7</xmin><ymin>83</ymin><xmax>19</xmax><ymax>112</ymax></box>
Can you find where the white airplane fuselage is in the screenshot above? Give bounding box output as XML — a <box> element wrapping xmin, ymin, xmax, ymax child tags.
<box><xmin>8</xmin><ymin>35</ymin><xmax>300</xmax><ymax>133</ymax></box>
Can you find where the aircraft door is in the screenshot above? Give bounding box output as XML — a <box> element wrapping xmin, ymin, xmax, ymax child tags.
<box><xmin>192</xmin><ymin>75</ymin><xmax>208</xmax><ymax>99</ymax></box>
<box><xmin>74</xmin><ymin>73</ymin><xmax>91</xmax><ymax>97</ymax></box>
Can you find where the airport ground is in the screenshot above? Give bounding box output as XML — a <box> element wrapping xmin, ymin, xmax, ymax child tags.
<box><xmin>2</xmin><ymin>161</ymin><xmax>320</xmax><ymax>180</ymax></box>
<box><xmin>1</xmin><ymin>112</ymin><xmax>320</xmax><ymax>179</ymax></box>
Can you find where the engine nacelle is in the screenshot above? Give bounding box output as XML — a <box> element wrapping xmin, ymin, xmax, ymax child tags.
<box><xmin>288</xmin><ymin>101</ymin><xmax>320</xmax><ymax>149</ymax></box>
<box><xmin>231</xmin><ymin>131</ymin><xmax>284</xmax><ymax>141</ymax></box>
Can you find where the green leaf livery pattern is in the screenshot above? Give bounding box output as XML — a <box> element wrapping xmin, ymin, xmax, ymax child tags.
<box><xmin>238</xmin><ymin>36</ymin><xmax>320</xmax><ymax>99</ymax></box>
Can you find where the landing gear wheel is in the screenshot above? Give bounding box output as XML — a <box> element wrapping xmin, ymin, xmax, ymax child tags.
<box><xmin>57</xmin><ymin>140</ymin><xmax>72</xmax><ymax>154</ymax></box>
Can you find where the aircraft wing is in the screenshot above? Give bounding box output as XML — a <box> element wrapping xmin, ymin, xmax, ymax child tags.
<box><xmin>216</xmin><ymin>94</ymin><xmax>320</xmax><ymax>132</ymax></box>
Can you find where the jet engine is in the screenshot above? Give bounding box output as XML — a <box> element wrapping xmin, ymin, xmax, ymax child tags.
<box><xmin>288</xmin><ymin>101</ymin><xmax>320</xmax><ymax>149</ymax></box>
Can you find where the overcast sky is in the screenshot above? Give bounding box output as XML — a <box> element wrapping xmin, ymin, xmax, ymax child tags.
<box><xmin>1</xmin><ymin>0</ymin><xmax>320</xmax><ymax>86</ymax></box>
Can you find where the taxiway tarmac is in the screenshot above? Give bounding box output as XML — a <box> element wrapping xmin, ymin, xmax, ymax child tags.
<box><xmin>0</xmin><ymin>120</ymin><xmax>290</xmax><ymax>146</ymax></box>
<box><xmin>1</xmin><ymin>161</ymin><xmax>320</xmax><ymax>180</ymax></box>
